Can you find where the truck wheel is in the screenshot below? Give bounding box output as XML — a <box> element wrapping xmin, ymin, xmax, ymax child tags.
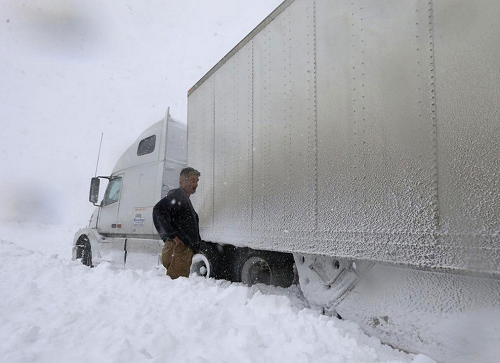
<box><xmin>190</xmin><ymin>253</ymin><xmax>212</xmax><ymax>278</ymax></box>
<box><xmin>75</xmin><ymin>234</ymin><xmax>93</xmax><ymax>267</ymax></box>
<box><xmin>238</xmin><ymin>252</ymin><xmax>294</xmax><ymax>287</ymax></box>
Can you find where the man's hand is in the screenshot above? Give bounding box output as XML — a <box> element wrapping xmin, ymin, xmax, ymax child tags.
<box><xmin>173</xmin><ymin>236</ymin><xmax>182</xmax><ymax>246</ymax></box>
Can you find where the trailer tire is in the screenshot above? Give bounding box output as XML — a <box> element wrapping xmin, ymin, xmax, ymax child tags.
<box><xmin>75</xmin><ymin>234</ymin><xmax>92</xmax><ymax>267</ymax></box>
<box><xmin>237</xmin><ymin>251</ymin><xmax>294</xmax><ymax>288</ymax></box>
<box><xmin>190</xmin><ymin>253</ymin><xmax>213</xmax><ymax>278</ymax></box>
<box><xmin>190</xmin><ymin>242</ymin><xmax>231</xmax><ymax>280</ymax></box>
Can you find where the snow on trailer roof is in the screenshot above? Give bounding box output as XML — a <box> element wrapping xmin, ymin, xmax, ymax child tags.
<box><xmin>187</xmin><ymin>0</ymin><xmax>295</xmax><ymax>97</ymax></box>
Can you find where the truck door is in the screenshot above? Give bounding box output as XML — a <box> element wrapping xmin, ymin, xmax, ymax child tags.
<box><xmin>98</xmin><ymin>175</ymin><xmax>124</xmax><ymax>234</ymax></box>
<box><xmin>95</xmin><ymin>175</ymin><xmax>126</xmax><ymax>267</ymax></box>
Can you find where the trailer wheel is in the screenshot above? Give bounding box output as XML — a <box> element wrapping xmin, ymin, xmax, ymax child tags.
<box><xmin>241</xmin><ymin>256</ymin><xmax>272</xmax><ymax>285</ymax></box>
<box><xmin>190</xmin><ymin>242</ymin><xmax>230</xmax><ymax>280</ymax></box>
<box><xmin>238</xmin><ymin>252</ymin><xmax>294</xmax><ymax>287</ymax></box>
<box><xmin>190</xmin><ymin>253</ymin><xmax>212</xmax><ymax>278</ymax></box>
<box><xmin>75</xmin><ymin>234</ymin><xmax>93</xmax><ymax>267</ymax></box>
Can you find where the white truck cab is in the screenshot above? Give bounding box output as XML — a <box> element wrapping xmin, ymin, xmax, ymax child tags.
<box><xmin>73</xmin><ymin>110</ymin><xmax>187</xmax><ymax>269</ymax></box>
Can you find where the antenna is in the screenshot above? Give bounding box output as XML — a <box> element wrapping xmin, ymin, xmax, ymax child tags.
<box><xmin>94</xmin><ymin>133</ymin><xmax>104</xmax><ymax>177</ymax></box>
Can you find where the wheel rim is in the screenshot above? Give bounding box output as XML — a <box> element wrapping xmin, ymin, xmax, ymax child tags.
<box><xmin>190</xmin><ymin>254</ymin><xmax>211</xmax><ymax>278</ymax></box>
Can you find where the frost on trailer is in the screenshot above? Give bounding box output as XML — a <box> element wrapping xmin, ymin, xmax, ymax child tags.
<box><xmin>188</xmin><ymin>0</ymin><xmax>499</xmax><ymax>274</ymax></box>
<box><xmin>188</xmin><ymin>0</ymin><xmax>499</xmax><ymax>362</ymax></box>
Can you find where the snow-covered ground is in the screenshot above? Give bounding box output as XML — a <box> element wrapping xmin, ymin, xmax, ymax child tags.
<box><xmin>0</xmin><ymin>222</ymin><xmax>435</xmax><ymax>363</ymax></box>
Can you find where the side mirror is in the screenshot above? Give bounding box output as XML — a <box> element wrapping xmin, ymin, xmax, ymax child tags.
<box><xmin>89</xmin><ymin>177</ymin><xmax>100</xmax><ymax>205</ymax></box>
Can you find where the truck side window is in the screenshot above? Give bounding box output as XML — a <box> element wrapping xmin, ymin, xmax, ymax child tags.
<box><xmin>137</xmin><ymin>135</ymin><xmax>156</xmax><ymax>156</ymax></box>
<box><xmin>103</xmin><ymin>177</ymin><xmax>123</xmax><ymax>206</ymax></box>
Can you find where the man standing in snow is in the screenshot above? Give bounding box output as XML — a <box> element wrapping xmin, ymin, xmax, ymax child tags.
<box><xmin>153</xmin><ymin>167</ymin><xmax>201</xmax><ymax>279</ymax></box>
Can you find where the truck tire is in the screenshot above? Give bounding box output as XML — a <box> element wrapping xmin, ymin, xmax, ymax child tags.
<box><xmin>75</xmin><ymin>234</ymin><xmax>93</xmax><ymax>267</ymax></box>
<box><xmin>236</xmin><ymin>250</ymin><xmax>294</xmax><ymax>288</ymax></box>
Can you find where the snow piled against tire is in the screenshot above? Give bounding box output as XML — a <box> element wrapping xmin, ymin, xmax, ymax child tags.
<box><xmin>0</xmin><ymin>226</ymin><xmax>434</xmax><ymax>363</ymax></box>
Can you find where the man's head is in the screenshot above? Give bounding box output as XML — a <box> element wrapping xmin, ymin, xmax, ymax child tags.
<box><xmin>179</xmin><ymin>167</ymin><xmax>200</xmax><ymax>196</ymax></box>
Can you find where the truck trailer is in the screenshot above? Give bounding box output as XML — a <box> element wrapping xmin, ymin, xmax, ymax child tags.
<box><xmin>74</xmin><ymin>1</ymin><xmax>500</xmax><ymax>362</ymax></box>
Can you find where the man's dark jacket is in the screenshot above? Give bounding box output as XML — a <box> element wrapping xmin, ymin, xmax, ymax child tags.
<box><xmin>152</xmin><ymin>187</ymin><xmax>201</xmax><ymax>252</ymax></box>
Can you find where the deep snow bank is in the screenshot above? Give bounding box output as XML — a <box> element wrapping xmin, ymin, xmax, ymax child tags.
<box><xmin>0</xmin><ymin>228</ymin><xmax>428</xmax><ymax>363</ymax></box>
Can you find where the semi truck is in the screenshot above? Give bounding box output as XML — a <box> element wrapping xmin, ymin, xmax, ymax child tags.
<box><xmin>74</xmin><ymin>0</ymin><xmax>500</xmax><ymax>362</ymax></box>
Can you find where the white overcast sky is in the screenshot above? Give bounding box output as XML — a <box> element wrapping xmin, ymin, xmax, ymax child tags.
<box><xmin>0</xmin><ymin>0</ymin><xmax>282</xmax><ymax>226</ymax></box>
